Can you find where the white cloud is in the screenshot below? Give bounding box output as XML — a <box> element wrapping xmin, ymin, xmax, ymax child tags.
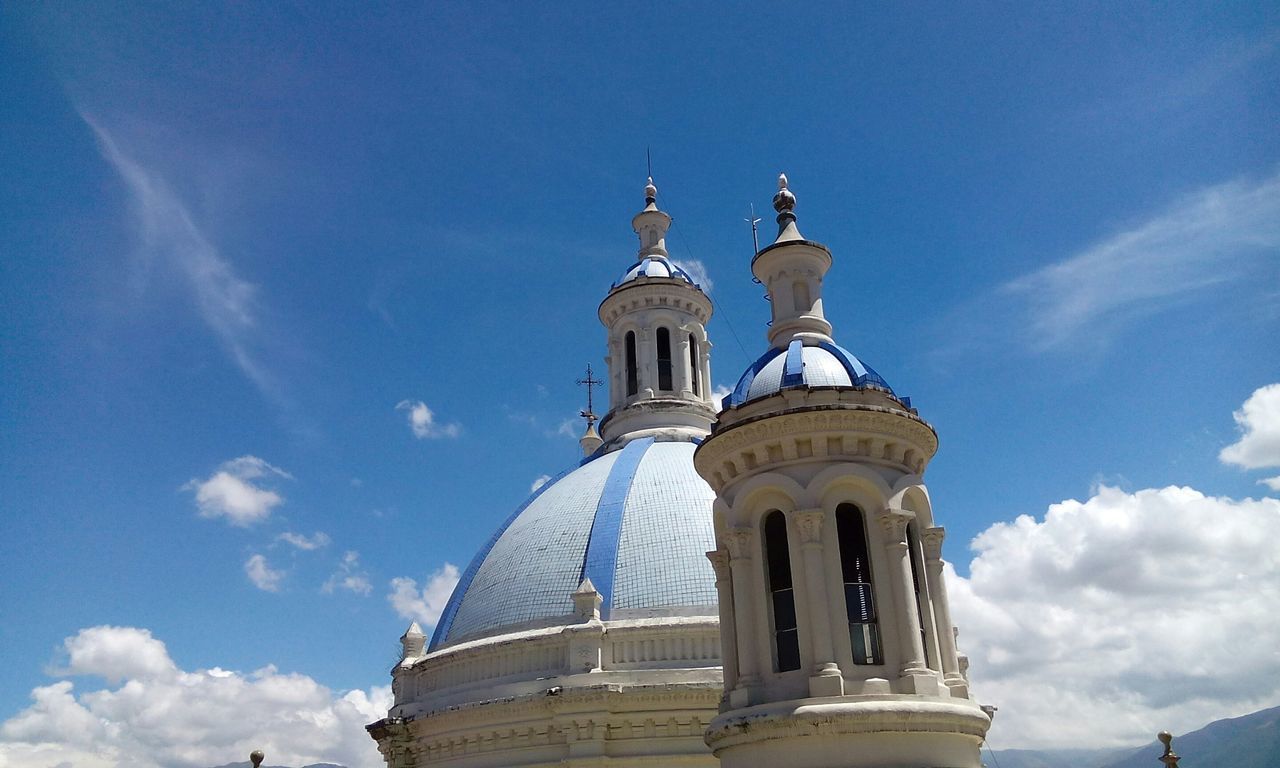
<box><xmin>395</xmin><ymin>400</ymin><xmax>460</xmax><ymax>439</ymax></box>
<box><xmin>1002</xmin><ymin>171</ymin><xmax>1280</xmax><ymax>349</ymax></box>
<box><xmin>710</xmin><ymin>384</ymin><xmax>733</xmax><ymax>411</ymax></box>
<box><xmin>276</xmin><ymin>531</ymin><xmax>331</xmax><ymax>551</ymax></box>
<box><xmin>53</xmin><ymin>627</ymin><xmax>176</xmax><ymax>685</ymax></box>
<box><xmin>675</xmin><ymin>258</ymin><xmax>714</xmax><ymax>292</ymax></box>
<box><xmin>388</xmin><ymin>564</ymin><xmax>460</xmax><ymax>627</ymax></box>
<box><xmin>182</xmin><ymin>456</ymin><xmax>291</xmax><ymax>527</ymax></box>
<box><xmin>554</xmin><ymin>417</ymin><xmax>578</xmax><ymax>438</ymax></box>
<box><xmin>948</xmin><ymin>485</ymin><xmax>1280</xmax><ymax>749</ymax></box>
<box><xmin>0</xmin><ymin>626</ymin><xmax>389</xmax><ymax>768</ymax></box>
<box><xmin>244</xmin><ymin>554</ymin><xmax>284</xmax><ymax>593</ymax></box>
<box><xmin>83</xmin><ymin>115</ymin><xmax>282</xmax><ymax>397</ymax></box>
<box><xmin>530</xmin><ymin>474</ymin><xmax>552</xmax><ymax>493</ymax></box>
<box><xmin>1220</xmin><ymin>384</ymin><xmax>1280</xmax><ymax>487</ymax></box>
<box><xmin>322</xmin><ymin>551</ymin><xmax>372</xmax><ymax>596</ymax></box>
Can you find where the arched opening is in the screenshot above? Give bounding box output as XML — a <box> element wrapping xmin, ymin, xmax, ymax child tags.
<box><xmin>907</xmin><ymin>522</ymin><xmax>937</xmax><ymax>670</ymax></box>
<box><xmin>688</xmin><ymin>334</ymin><xmax>700</xmax><ymax>396</ymax></box>
<box><xmin>625</xmin><ymin>331</ymin><xmax>638</xmax><ymax>397</ymax></box>
<box><xmin>656</xmin><ymin>327</ymin><xmax>673</xmax><ymax>391</ymax></box>
<box><xmin>764</xmin><ymin>511</ymin><xmax>801</xmax><ymax>672</ymax></box>
<box><xmin>792</xmin><ymin>280</ymin><xmax>812</xmax><ymax>313</ymax></box>
<box><xmin>836</xmin><ymin>503</ymin><xmax>881</xmax><ymax>665</ymax></box>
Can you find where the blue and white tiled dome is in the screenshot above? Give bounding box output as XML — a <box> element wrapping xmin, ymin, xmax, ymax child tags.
<box><xmin>612</xmin><ymin>255</ymin><xmax>700</xmax><ymax>290</ymax></box>
<box><xmin>725</xmin><ymin>339</ymin><xmax>898</xmax><ymax>409</ymax></box>
<box><xmin>430</xmin><ymin>437</ymin><xmax>717</xmax><ymax>650</ymax></box>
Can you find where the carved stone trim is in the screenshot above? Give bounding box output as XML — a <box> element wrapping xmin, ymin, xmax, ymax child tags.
<box><xmin>725</xmin><ymin>528</ymin><xmax>755</xmax><ymax>561</ymax></box>
<box><xmin>789</xmin><ymin>508</ymin><xmax>825</xmax><ymax>545</ymax></box>
<box><xmin>922</xmin><ymin>526</ymin><xmax>946</xmax><ymax>561</ymax></box>
<box><xmin>876</xmin><ymin>508</ymin><xmax>912</xmax><ymax>544</ymax></box>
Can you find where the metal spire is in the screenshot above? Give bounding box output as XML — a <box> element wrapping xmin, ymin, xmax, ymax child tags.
<box><xmin>745</xmin><ymin>203</ymin><xmax>762</xmax><ymax>254</ymax></box>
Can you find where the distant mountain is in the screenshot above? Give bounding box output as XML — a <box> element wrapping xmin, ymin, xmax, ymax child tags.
<box><xmin>984</xmin><ymin>747</ymin><xmax>1125</xmax><ymax>768</ymax></box>
<box><xmin>1098</xmin><ymin>705</ymin><xmax>1280</xmax><ymax>768</ymax></box>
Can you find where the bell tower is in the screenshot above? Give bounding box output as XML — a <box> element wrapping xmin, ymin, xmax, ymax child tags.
<box><xmin>596</xmin><ymin>177</ymin><xmax>718</xmax><ymax>449</ymax></box>
<box><xmin>693</xmin><ymin>175</ymin><xmax>990</xmax><ymax>768</ymax></box>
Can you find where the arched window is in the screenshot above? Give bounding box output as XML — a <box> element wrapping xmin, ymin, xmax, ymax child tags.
<box><xmin>907</xmin><ymin>522</ymin><xmax>936</xmax><ymax>670</ymax></box>
<box><xmin>625</xmin><ymin>331</ymin><xmax>638</xmax><ymax>397</ymax></box>
<box><xmin>836</xmin><ymin>504</ymin><xmax>881</xmax><ymax>665</ymax></box>
<box><xmin>764</xmin><ymin>511</ymin><xmax>801</xmax><ymax>672</ymax></box>
<box><xmin>688</xmin><ymin>334</ymin><xmax>700</xmax><ymax>396</ymax></box>
<box><xmin>793</xmin><ymin>280</ymin><xmax>811</xmax><ymax>313</ymax></box>
<box><xmin>656</xmin><ymin>327</ymin><xmax>673</xmax><ymax>391</ymax></box>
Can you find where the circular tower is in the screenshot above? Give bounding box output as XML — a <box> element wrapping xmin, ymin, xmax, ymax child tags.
<box><xmin>693</xmin><ymin>176</ymin><xmax>990</xmax><ymax>768</ymax></box>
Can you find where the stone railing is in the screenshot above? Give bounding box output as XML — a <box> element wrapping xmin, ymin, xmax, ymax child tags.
<box><xmin>399</xmin><ymin>617</ymin><xmax>720</xmax><ymax>706</ymax></box>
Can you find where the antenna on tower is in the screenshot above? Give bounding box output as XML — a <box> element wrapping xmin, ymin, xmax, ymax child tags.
<box><xmin>577</xmin><ymin>363</ymin><xmax>602</xmax><ymax>427</ymax></box>
<box><xmin>745</xmin><ymin>203</ymin><xmax>762</xmax><ymax>254</ymax></box>
<box><xmin>646</xmin><ymin>147</ymin><xmax>652</xmax><ymax>181</ymax></box>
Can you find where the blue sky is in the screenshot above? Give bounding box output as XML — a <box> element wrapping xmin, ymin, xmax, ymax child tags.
<box><xmin>2</xmin><ymin>4</ymin><xmax>1279</xmax><ymax>766</ymax></box>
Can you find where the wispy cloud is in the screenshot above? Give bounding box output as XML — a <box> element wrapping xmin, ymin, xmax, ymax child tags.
<box><xmin>675</xmin><ymin>258</ymin><xmax>714</xmax><ymax>292</ymax></box>
<box><xmin>322</xmin><ymin>551</ymin><xmax>372</xmax><ymax>596</ymax></box>
<box><xmin>83</xmin><ymin>114</ymin><xmax>284</xmax><ymax>397</ymax></box>
<box><xmin>395</xmin><ymin>400</ymin><xmax>460</xmax><ymax>439</ymax></box>
<box><xmin>530</xmin><ymin>474</ymin><xmax>551</xmax><ymax>493</ymax></box>
<box><xmin>244</xmin><ymin>554</ymin><xmax>285</xmax><ymax>593</ymax></box>
<box><xmin>277</xmin><ymin>531</ymin><xmax>331</xmax><ymax>551</ymax></box>
<box><xmin>1002</xmin><ymin>171</ymin><xmax>1280</xmax><ymax>349</ymax></box>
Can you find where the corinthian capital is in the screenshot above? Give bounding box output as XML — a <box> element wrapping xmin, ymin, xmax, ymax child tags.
<box><xmin>706</xmin><ymin>548</ymin><xmax>731</xmax><ymax>578</ymax></box>
<box><xmin>725</xmin><ymin>527</ymin><xmax>755</xmax><ymax>561</ymax></box>
<box><xmin>876</xmin><ymin>508</ymin><xmax>912</xmax><ymax>543</ymax></box>
<box><xmin>789</xmin><ymin>508</ymin><xmax>825</xmax><ymax>545</ymax></box>
<box><xmin>922</xmin><ymin>526</ymin><xmax>946</xmax><ymax>560</ymax></box>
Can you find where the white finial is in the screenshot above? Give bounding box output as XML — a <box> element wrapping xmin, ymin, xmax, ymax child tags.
<box><xmin>645</xmin><ymin>176</ymin><xmax>657</xmax><ymax>204</ymax></box>
<box><xmin>778</xmin><ymin>173</ymin><xmax>788</xmax><ymax>190</ymax></box>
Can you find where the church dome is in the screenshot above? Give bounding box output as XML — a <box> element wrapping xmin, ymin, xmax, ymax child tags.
<box><xmin>611</xmin><ymin>255</ymin><xmax>701</xmax><ymax>289</ymax></box>
<box><xmin>724</xmin><ymin>339</ymin><xmax>897</xmax><ymax>409</ymax></box>
<box><xmin>429</xmin><ymin>436</ymin><xmax>717</xmax><ymax>650</ymax></box>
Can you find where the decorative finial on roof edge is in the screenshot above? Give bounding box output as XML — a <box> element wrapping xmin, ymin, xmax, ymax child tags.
<box><xmin>402</xmin><ymin>621</ymin><xmax>424</xmax><ymax>637</ymax></box>
<box><xmin>645</xmin><ymin>176</ymin><xmax>657</xmax><ymax>205</ymax></box>
<box><xmin>1158</xmin><ymin>732</ymin><xmax>1180</xmax><ymax>768</ymax></box>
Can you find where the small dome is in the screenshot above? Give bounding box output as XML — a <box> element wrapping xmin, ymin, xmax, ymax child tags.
<box><xmin>430</xmin><ymin>437</ymin><xmax>716</xmax><ymax>650</ymax></box>
<box><xmin>724</xmin><ymin>339</ymin><xmax>897</xmax><ymax>409</ymax></box>
<box><xmin>612</xmin><ymin>255</ymin><xmax>701</xmax><ymax>289</ymax></box>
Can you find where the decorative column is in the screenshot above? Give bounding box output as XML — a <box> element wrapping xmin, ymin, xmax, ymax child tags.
<box><xmin>699</xmin><ymin>342</ymin><xmax>713</xmax><ymax>406</ymax></box>
<box><xmin>790</xmin><ymin>508</ymin><xmax>843</xmax><ymax>696</ymax></box>
<box><xmin>607</xmin><ymin>337</ymin><xmax>622</xmax><ymax>409</ymax></box>
<box><xmin>922</xmin><ymin>526</ymin><xmax>966</xmax><ymax>693</ymax></box>
<box><xmin>876</xmin><ymin>508</ymin><xmax>928</xmax><ymax>677</ymax></box>
<box><xmin>676</xmin><ymin>334</ymin><xmax>692</xmax><ymax>396</ymax></box>
<box><xmin>725</xmin><ymin>527</ymin><xmax>759</xmax><ymax>707</ymax></box>
<box><xmin>707</xmin><ymin>547</ymin><xmax>739</xmax><ymax>693</ymax></box>
<box><xmin>639</xmin><ymin>328</ymin><xmax>655</xmax><ymax>397</ymax></box>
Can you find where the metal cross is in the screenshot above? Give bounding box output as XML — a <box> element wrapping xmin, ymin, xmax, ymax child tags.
<box><xmin>745</xmin><ymin>203</ymin><xmax>762</xmax><ymax>253</ymax></box>
<box><xmin>577</xmin><ymin>363</ymin><xmax>602</xmax><ymax>425</ymax></box>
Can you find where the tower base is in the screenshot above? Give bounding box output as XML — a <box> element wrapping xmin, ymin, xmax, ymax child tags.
<box><xmin>706</xmin><ymin>698</ymin><xmax>990</xmax><ymax>768</ymax></box>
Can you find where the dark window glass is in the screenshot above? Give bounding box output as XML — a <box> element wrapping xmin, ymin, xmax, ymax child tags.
<box><xmin>836</xmin><ymin>504</ymin><xmax>882</xmax><ymax>665</ymax></box>
<box><xmin>689</xmin><ymin>334</ymin><xmax>700</xmax><ymax>396</ymax></box>
<box><xmin>764</xmin><ymin>511</ymin><xmax>801</xmax><ymax>672</ymax></box>
<box><xmin>656</xmin><ymin>327</ymin><xmax>673</xmax><ymax>391</ymax></box>
<box><xmin>625</xmin><ymin>332</ymin><xmax>638</xmax><ymax>396</ymax></box>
